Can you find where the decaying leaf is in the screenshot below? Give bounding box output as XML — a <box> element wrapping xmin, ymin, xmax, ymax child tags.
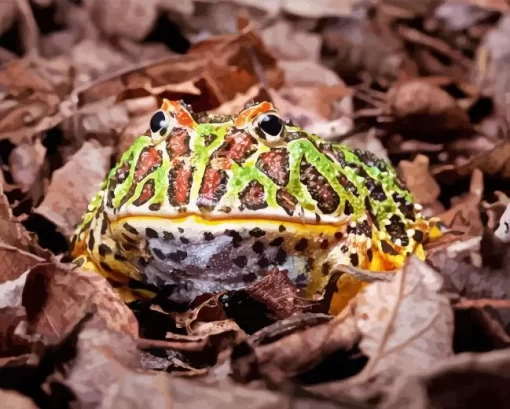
<box><xmin>353</xmin><ymin>256</ymin><xmax>454</xmax><ymax>380</ymax></box>
<box><xmin>8</xmin><ymin>138</ymin><xmax>46</xmax><ymax>195</ymax></box>
<box><xmin>21</xmin><ymin>262</ymin><xmax>139</xmax><ymax>343</ymax></box>
<box><xmin>34</xmin><ymin>140</ymin><xmax>113</xmax><ymax>238</ymax></box>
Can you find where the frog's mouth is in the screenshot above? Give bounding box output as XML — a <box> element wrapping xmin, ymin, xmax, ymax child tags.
<box><xmin>115</xmin><ymin>213</ymin><xmax>346</xmax><ymax>236</ymax></box>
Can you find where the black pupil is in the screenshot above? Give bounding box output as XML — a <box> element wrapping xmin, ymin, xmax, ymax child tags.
<box><xmin>150</xmin><ymin>111</ymin><xmax>167</xmax><ymax>133</ymax></box>
<box><xmin>259</xmin><ymin>114</ymin><xmax>283</xmax><ymax>137</ymax></box>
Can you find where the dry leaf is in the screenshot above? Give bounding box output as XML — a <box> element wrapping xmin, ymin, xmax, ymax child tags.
<box><xmin>8</xmin><ymin>138</ymin><xmax>46</xmax><ymax>194</ymax></box>
<box><xmin>22</xmin><ymin>262</ymin><xmax>139</xmax><ymax>342</ymax></box>
<box><xmin>278</xmin><ymin>60</ymin><xmax>344</xmax><ymax>87</ymax></box>
<box><xmin>353</xmin><ymin>256</ymin><xmax>454</xmax><ymax>380</ymax></box>
<box><xmin>34</xmin><ymin>140</ymin><xmax>113</xmax><ymax>238</ymax></box>
<box><xmin>398</xmin><ymin>155</ymin><xmax>442</xmax><ymax>211</ymax></box>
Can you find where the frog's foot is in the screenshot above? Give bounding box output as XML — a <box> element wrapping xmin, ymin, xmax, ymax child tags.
<box><xmin>325</xmin><ymin>227</ymin><xmax>427</xmax><ymax>315</ymax></box>
<box><xmin>72</xmin><ymin>255</ymin><xmax>157</xmax><ymax>303</ymax></box>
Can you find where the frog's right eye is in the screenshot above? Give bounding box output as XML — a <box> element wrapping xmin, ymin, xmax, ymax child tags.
<box><xmin>149</xmin><ymin>110</ymin><xmax>174</xmax><ymax>143</ymax></box>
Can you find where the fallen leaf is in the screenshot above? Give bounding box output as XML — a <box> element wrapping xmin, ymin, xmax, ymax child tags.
<box><xmin>387</xmin><ymin>79</ymin><xmax>472</xmax><ymax>136</ymax></box>
<box><xmin>278</xmin><ymin>60</ymin><xmax>344</xmax><ymax>87</ymax></box>
<box><xmin>231</xmin><ymin>312</ymin><xmax>358</xmax><ymax>382</ymax></box>
<box><xmin>245</xmin><ymin>268</ymin><xmax>314</xmax><ymax>319</ymax></box>
<box><xmin>261</xmin><ymin>21</ymin><xmax>322</xmax><ymax>61</ymax></box>
<box><xmin>381</xmin><ymin>347</ymin><xmax>510</xmax><ymax>409</ymax></box>
<box><xmin>34</xmin><ymin>140</ymin><xmax>113</xmax><ymax>238</ymax></box>
<box><xmin>21</xmin><ymin>262</ymin><xmax>139</xmax><ymax>343</ymax></box>
<box><xmin>342</xmin><ymin>129</ymin><xmax>389</xmax><ymax>160</ymax></box>
<box><xmin>398</xmin><ymin>154</ymin><xmax>442</xmax><ymax>212</ymax></box>
<box><xmin>8</xmin><ymin>138</ymin><xmax>46</xmax><ymax>196</ymax></box>
<box><xmin>352</xmin><ymin>256</ymin><xmax>454</xmax><ymax>380</ymax></box>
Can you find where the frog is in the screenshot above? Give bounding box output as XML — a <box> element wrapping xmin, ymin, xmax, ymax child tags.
<box><xmin>70</xmin><ymin>99</ymin><xmax>441</xmax><ymax>315</ymax></box>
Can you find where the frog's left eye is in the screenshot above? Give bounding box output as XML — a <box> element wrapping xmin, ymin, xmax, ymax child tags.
<box><xmin>254</xmin><ymin>112</ymin><xmax>285</xmax><ymax>143</ymax></box>
<box><xmin>149</xmin><ymin>110</ymin><xmax>174</xmax><ymax>143</ymax></box>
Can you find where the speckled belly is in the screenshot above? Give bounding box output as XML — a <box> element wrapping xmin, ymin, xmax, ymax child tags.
<box><xmin>111</xmin><ymin>216</ymin><xmax>342</xmax><ymax>303</ymax></box>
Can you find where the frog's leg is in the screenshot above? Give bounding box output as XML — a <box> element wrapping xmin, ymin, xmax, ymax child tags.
<box><xmin>325</xmin><ymin>215</ymin><xmax>438</xmax><ymax>316</ymax></box>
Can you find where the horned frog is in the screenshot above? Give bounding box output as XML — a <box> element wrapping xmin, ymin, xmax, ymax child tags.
<box><xmin>71</xmin><ymin>99</ymin><xmax>440</xmax><ymax>315</ymax></box>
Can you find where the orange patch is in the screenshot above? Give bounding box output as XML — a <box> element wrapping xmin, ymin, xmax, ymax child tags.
<box><xmin>160</xmin><ymin>99</ymin><xmax>197</xmax><ymax>129</ymax></box>
<box><xmin>235</xmin><ymin>101</ymin><xmax>275</xmax><ymax>128</ymax></box>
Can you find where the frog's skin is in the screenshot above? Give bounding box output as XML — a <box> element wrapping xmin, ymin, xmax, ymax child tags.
<box><xmin>70</xmin><ymin>99</ymin><xmax>435</xmax><ymax>315</ymax></box>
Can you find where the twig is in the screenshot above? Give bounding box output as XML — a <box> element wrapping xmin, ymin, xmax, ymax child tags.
<box><xmin>453</xmin><ymin>298</ymin><xmax>510</xmax><ymax>310</ymax></box>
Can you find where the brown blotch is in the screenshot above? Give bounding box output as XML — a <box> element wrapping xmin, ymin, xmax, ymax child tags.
<box><xmin>215</xmin><ymin>128</ymin><xmax>258</xmax><ymax>164</ymax></box>
<box><xmin>203</xmin><ymin>232</ymin><xmax>214</xmax><ymax>241</ymax></box>
<box><xmin>256</xmin><ymin>148</ymin><xmax>290</xmax><ymax>186</ymax></box>
<box><xmin>249</xmin><ymin>228</ymin><xmax>266</xmax><ymax>237</ymax></box>
<box><xmin>168</xmin><ymin>250</ymin><xmax>187</xmax><ymax>262</ymax></box>
<box><xmin>115</xmin><ymin>161</ymin><xmax>131</xmax><ymax>184</ymax></box>
<box><xmin>239</xmin><ymin>180</ymin><xmax>268</xmax><ymax>211</ymax></box>
<box><xmin>149</xmin><ymin>203</ymin><xmax>162</xmax><ymax>211</ymax></box>
<box><xmin>294</xmin><ymin>238</ymin><xmax>308</xmax><ymax>251</ymax></box>
<box><xmin>320</xmin><ymin>239</ymin><xmax>329</xmax><ymax>249</ymax></box>
<box><xmin>166</xmin><ymin>128</ymin><xmax>190</xmax><ymax>160</ymax></box>
<box><xmin>197</xmin><ymin>167</ymin><xmax>228</xmax><ymax>211</ymax></box>
<box><xmin>337</xmin><ymin>174</ymin><xmax>359</xmax><ymax>197</ymax></box>
<box><xmin>123</xmin><ymin>223</ymin><xmax>138</xmax><ymax>235</ymax></box>
<box><xmin>414</xmin><ymin>230</ymin><xmax>424</xmax><ymax>243</ymax></box>
<box><xmin>133</xmin><ymin>179</ymin><xmax>156</xmax><ymax>207</ymax></box>
<box><xmin>276</xmin><ymin>188</ymin><xmax>297</xmax><ymax>216</ymax></box>
<box><xmin>145</xmin><ymin>228</ymin><xmax>158</xmax><ymax>238</ymax></box>
<box><xmin>100</xmin><ymin>262</ymin><xmax>114</xmax><ymax>273</ymax></box>
<box><xmin>367</xmin><ymin>248</ymin><xmax>373</xmax><ymax>262</ymax></box>
<box><xmin>134</xmin><ymin>147</ymin><xmax>162</xmax><ymax>183</ymax></box>
<box><xmin>233</xmin><ymin>256</ymin><xmax>247</xmax><ymax>268</ymax></box>
<box><xmin>258</xmin><ymin>257</ymin><xmax>270</xmax><ymax>268</ymax></box>
<box><xmin>322</xmin><ymin>262</ymin><xmax>331</xmax><ymax>276</ymax></box>
<box><xmin>321</xmin><ymin>144</ymin><xmax>347</xmax><ymax>167</ymax></box>
<box><xmin>381</xmin><ymin>240</ymin><xmax>399</xmax><ymax>255</ymax></box>
<box><xmin>270</xmin><ymin>237</ymin><xmax>284</xmax><ymax>247</ymax></box>
<box><xmin>275</xmin><ymin>248</ymin><xmax>287</xmax><ymax>265</ymax></box>
<box><xmin>163</xmin><ymin>231</ymin><xmax>175</xmax><ymax>241</ymax></box>
<box><xmin>300</xmin><ymin>159</ymin><xmax>339</xmax><ymax>214</ymax></box>
<box><xmin>168</xmin><ymin>163</ymin><xmax>193</xmax><ymax>207</ymax></box>
<box><xmin>350</xmin><ymin>253</ymin><xmax>359</xmax><ymax>267</ymax></box>
<box><xmin>98</xmin><ymin>244</ymin><xmax>112</xmax><ymax>257</ymax></box>
<box><xmin>252</xmin><ymin>241</ymin><xmax>265</xmax><ymax>254</ymax></box>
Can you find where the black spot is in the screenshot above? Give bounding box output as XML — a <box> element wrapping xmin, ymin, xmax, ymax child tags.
<box><xmin>381</xmin><ymin>240</ymin><xmax>398</xmax><ymax>255</ymax></box>
<box><xmin>180</xmin><ymin>237</ymin><xmax>190</xmax><ymax>244</ymax></box>
<box><xmin>367</xmin><ymin>248</ymin><xmax>373</xmax><ymax>262</ymax></box>
<box><xmin>87</xmin><ymin>233</ymin><xmax>95</xmax><ymax>251</ymax></box>
<box><xmin>344</xmin><ymin>200</ymin><xmax>354</xmax><ymax>215</ymax></box>
<box><xmin>414</xmin><ymin>230</ymin><xmax>424</xmax><ymax>243</ymax></box>
<box><xmin>294</xmin><ymin>238</ymin><xmax>308</xmax><ymax>252</ymax></box>
<box><xmin>123</xmin><ymin>223</ymin><xmax>138</xmax><ymax>235</ymax></box>
<box><xmin>145</xmin><ymin>228</ymin><xmax>158</xmax><ymax>238</ymax></box>
<box><xmin>101</xmin><ymin>219</ymin><xmax>108</xmax><ymax>235</ymax></box>
<box><xmin>275</xmin><ymin>248</ymin><xmax>287</xmax><ymax>265</ymax></box>
<box><xmin>400</xmin><ymin>236</ymin><xmax>410</xmax><ymax>247</ymax></box>
<box><xmin>204</xmin><ymin>232</ymin><xmax>215</xmax><ymax>241</ymax></box>
<box><xmin>279</xmin><ymin>225</ymin><xmax>286</xmax><ymax>232</ymax></box>
<box><xmin>269</xmin><ymin>237</ymin><xmax>284</xmax><ymax>247</ymax></box>
<box><xmin>350</xmin><ymin>253</ymin><xmax>359</xmax><ymax>267</ymax></box>
<box><xmin>178</xmin><ymin>227</ymin><xmax>184</xmax><ymax>233</ymax></box>
<box><xmin>225</xmin><ymin>229</ymin><xmax>243</xmax><ymax>248</ymax></box>
<box><xmin>341</xmin><ymin>245</ymin><xmax>349</xmax><ymax>253</ymax></box>
<box><xmin>100</xmin><ymin>262</ymin><xmax>113</xmax><ymax>273</ymax></box>
<box><xmin>322</xmin><ymin>262</ymin><xmax>331</xmax><ymax>276</ymax></box>
<box><xmin>258</xmin><ymin>257</ymin><xmax>270</xmax><ymax>268</ymax></box>
<box><xmin>243</xmin><ymin>273</ymin><xmax>258</xmax><ymax>283</ymax></box>
<box><xmin>249</xmin><ymin>228</ymin><xmax>266</xmax><ymax>238</ymax></box>
<box><xmin>320</xmin><ymin>239</ymin><xmax>329</xmax><ymax>250</ymax></box>
<box><xmin>252</xmin><ymin>241</ymin><xmax>265</xmax><ymax>254</ymax></box>
<box><xmin>334</xmin><ymin>232</ymin><xmax>343</xmax><ymax>241</ymax></box>
<box><xmin>153</xmin><ymin>248</ymin><xmax>166</xmax><ymax>260</ymax></box>
<box><xmin>233</xmin><ymin>256</ymin><xmax>248</xmax><ymax>268</ymax></box>
<box><xmin>98</xmin><ymin>244</ymin><xmax>111</xmax><ymax>257</ymax></box>
<box><xmin>163</xmin><ymin>231</ymin><xmax>175</xmax><ymax>241</ymax></box>
<box><xmin>168</xmin><ymin>250</ymin><xmax>187</xmax><ymax>262</ymax></box>
<box><xmin>122</xmin><ymin>233</ymin><xmax>137</xmax><ymax>244</ymax></box>
<box><xmin>149</xmin><ymin>203</ymin><xmax>162</xmax><ymax>211</ymax></box>
<box><xmin>306</xmin><ymin>257</ymin><xmax>314</xmax><ymax>270</ymax></box>
<box><xmin>114</xmin><ymin>254</ymin><xmax>128</xmax><ymax>261</ymax></box>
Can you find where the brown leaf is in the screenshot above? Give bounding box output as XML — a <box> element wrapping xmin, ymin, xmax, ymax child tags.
<box><xmin>0</xmin><ymin>389</ymin><xmax>38</xmax><ymax>409</ymax></box>
<box><xmin>353</xmin><ymin>256</ymin><xmax>454</xmax><ymax>380</ymax></box>
<box><xmin>381</xmin><ymin>348</ymin><xmax>510</xmax><ymax>409</ymax></box>
<box><xmin>261</xmin><ymin>21</ymin><xmax>322</xmax><ymax>61</ymax></box>
<box><xmin>387</xmin><ymin>79</ymin><xmax>472</xmax><ymax>135</ymax></box>
<box><xmin>21</xmin><ymin>262</ymin><xmax>139</xmax><ymax>343</ymax></box>
<box><xmin>0</xmin><ymin>243</ymin><xmax>44</xmax><ymax>287</ymax></box>
<box><xmin>8</xmin><ymin>138</ymin><xmax>46</xmax><ymax>195</ymax></box>
<box><xmin>232</xmin><ymin>312</ymin><xmax>359</xmax><ymax>382</ymax></box>
<box><xmin>398</xmin><ymin>154</ymin><xmax>443</xmax><ymax>214</ymax></box>
<box><xmin>245</xmin><ymin>268</ymin><xmax>314</xmax><ymax>319</ymax></box>
<box><xmin>435</xmin><ymin>169</ymin><xmax>484</xmax><ymax>237</ymax></box>
<box><xmin>434</xmin><ymin>143</ymin><xmax>510</xmax><ymax>182</ymax></box>
<box><xmin>34</xmin><ymin>140</ymin><xmax>113</xmax><ymax>238</ymax></box>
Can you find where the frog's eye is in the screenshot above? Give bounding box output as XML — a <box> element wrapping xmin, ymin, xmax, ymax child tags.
<box><xmin>149</xmin><ymin>110</ymin><xmax>174</xmax><ymax>143</ymax></box>
<box><xmin>253</xmin><ymin>112</ymin><xmax>285</xmax><ymax>144</ymax></box>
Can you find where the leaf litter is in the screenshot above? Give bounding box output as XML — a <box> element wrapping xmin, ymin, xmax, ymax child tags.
<box><xmin>2</xmin><ymin>0</ymin><xmax>510</xmax><ymax>408</ymax></box>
